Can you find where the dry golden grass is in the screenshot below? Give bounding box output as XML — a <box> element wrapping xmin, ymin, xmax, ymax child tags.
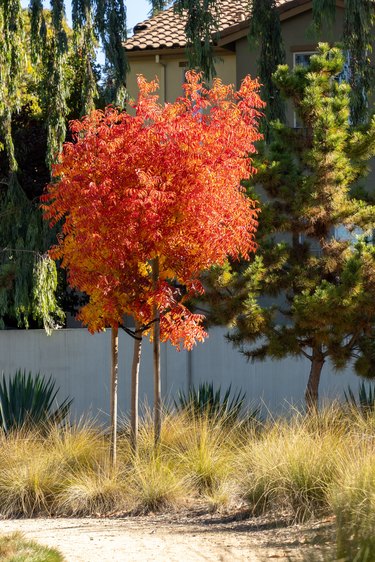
<box><xmin>0</xmin><ymin>402</ymin><xmax>373</xmax><ymax>556</ymax></box>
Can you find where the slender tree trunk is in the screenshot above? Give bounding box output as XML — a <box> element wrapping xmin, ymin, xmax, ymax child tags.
<box><xmin>152</xmin><ymin>257</ymin><xmax>161</xmax><ymax>447</ymax></box>
<box><xmin>305</xmin><ymin>348</ymin><xmax>325</xmax><ymax>412</ymax></box>
<box><xmin>110</xmin><ymin>326</ymin><xmax>119</xmax><ymax>466</ymax></box>
<box><xmin>130</xmin><ymin>320</ymin><xmax>142</xmax><ymax>454</ymax></box>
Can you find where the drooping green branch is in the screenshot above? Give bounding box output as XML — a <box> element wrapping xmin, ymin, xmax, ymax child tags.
<box><xmin>344</xmin><ymin>0</ymin><xmax>375</xmax><ymax>125</ymax></box>
<box><xmin>29</xmin><ymin>0</ymin><xmax>46</xmax><ymax>61</ymax></box>
<box><xmin>174</xmin><ymin>0</ymin><xmax>219</xmax><ymax>81</ymax></box>
<box><xmin>311</xmin><ymin>0</ymin><xmax>336</xmax><ymax>32</ymax></box>
<box><xmin>0</xmin><ymin>0</ymin><xmax>24</xmax><ymax>172</ymax></box>
<box><xmin>71</xmin><ymin>0</ymin><xmax>98</xmax><ymax>114</ymax></box>
<box><xmin>312</xmin><ymin>0</ymin><xmax>375</xmax><ymax>125</ymax></box>
<box><xmin>248</xmin><ymin>0</ymin><xmax>285</xmax><ymax>135</ymax></box>
<box><xmin>97</xmin><ymin>0</ymin><xmax>129</xmax><ymax>107</ymax></box>
<box><xmin>148</xmin><ymin>0</ymin><xmax>170</xmax><ymax>16</ymax></box>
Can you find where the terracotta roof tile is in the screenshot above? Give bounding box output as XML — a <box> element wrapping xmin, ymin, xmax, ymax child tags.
<box><xmin>125</xmin><ymin>0</ymin><xmax>295</xmax><ymax>52</ymax></box>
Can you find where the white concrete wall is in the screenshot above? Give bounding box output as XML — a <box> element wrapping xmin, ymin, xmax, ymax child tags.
<box><xmin>0</xmin><ymin>327</ymin><xmax>361</xmax><ymax>423</ymax></box>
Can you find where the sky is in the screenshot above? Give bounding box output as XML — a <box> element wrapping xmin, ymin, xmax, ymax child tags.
<box><xmin>127</xmin><ymin>0</ymin><xmax>150</xmax><ymax>32</ymax></box>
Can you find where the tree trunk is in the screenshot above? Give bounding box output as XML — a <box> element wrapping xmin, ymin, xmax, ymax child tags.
<box><xmin>130</xmin><ymin>320</ymin><xmax>142</xmax><ymax>454</ymax></box>
<box><xmin>152</xmin><ymin>257</ymin><xmax>161</xmax><ymax>447</ymax></box>
<box><xmin>305</xmin><ymin>348</ymin><xmax>325</xmax><ymax>412</ymax></box>
<box><xmin>110</xmin><ymin>326</ymin><xmax>119</xmax><ymax>466</ymax></box>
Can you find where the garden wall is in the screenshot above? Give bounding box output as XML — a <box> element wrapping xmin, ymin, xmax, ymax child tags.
<box><xmin>0</xmin><ymin>327</ymin><xmax>360</xmax><ymax>423</ymax></box>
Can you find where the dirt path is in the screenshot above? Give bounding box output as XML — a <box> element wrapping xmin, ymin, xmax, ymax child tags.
<box><xmin>0</xmin><ymin>512</ymin><xmax>335</xmax><ymax>561</ymax></box>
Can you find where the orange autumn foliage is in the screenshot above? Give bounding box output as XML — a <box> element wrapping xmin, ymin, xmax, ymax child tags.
<box><xmin>42</xmin><ymin>71</ymin><xmax>264</xmax><ymax>349</ymax></box>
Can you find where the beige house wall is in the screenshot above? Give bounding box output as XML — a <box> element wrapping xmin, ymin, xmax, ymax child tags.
<box><xmin>126</xmin><ymin>52</ymin><xmax>236</xmax><ymax>110</ymax></box>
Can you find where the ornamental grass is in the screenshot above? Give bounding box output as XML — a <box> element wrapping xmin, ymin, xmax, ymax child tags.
<box><xmin>0</xmin><ymin>403</ymin><xmax>373</xmax><ymax>554</ymax></box>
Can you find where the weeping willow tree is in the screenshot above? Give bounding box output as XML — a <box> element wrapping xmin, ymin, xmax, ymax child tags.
<box><xmin>248</xmin><ymin>0</ymin><xmax>286</xmax><ymax>132</ymax></box>
<box><xmin>174</xmin><ymin>0</ymin><xmax>219</xmax><ymax>80</ymax></box>
<box><xmin>0</xmin><ymin>0</ymin><xmax>128</xmax><ymax>331</ymax></box>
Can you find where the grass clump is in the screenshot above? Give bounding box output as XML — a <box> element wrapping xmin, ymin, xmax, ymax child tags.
<box><xmin>0</xmin><ymin>532</ymin><xmax>64</xmax><ymax>562</ymax></box>
<box><xmin>176</xmin><ymin>416</ymin><xmax>236</xmax><ymax>497</ymax></box>
<box><xmin>56</xmin><ymin>462</ymin><xmax>128</xmax><ymax>516</ymax></box>
<box><xmin>0</xmin><ymin>430</ymin><xmax>60</xmax><ymax>517</ymax></box>
<box><xmin>240</xmin><ymin>414</ymin><xmax>343</xmax><ymax>521</ymax></box>
<box><xmin>330</xmin><ymin>446</ymin><xmax>375</xmax><ymax>561</ymax></box>
<box><xmin>130</xmin><ymin>453</ymin><xmax>186</xmax><ymax>513</ymax></box>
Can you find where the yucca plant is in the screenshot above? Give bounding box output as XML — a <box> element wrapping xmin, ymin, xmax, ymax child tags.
<box><xmin>0</xmin><ymin>370</ymin><xmax>72</xmax><ymax>433</ymax></box>
<box><xmin>344</xmin><ymin>382</ymin><xmax>375</xmax><ymax>417</ymax></box>
<box><xmin>175</xmin><ymin>382</ymin><xmax>256</xmax><ymax>423</ymax></box>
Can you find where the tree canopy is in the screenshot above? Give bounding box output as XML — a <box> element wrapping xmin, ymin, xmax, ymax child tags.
<box><xmin>42</xmin><ymin>71</ymin><xmax>263</xmax><ymax>348</ymax></box>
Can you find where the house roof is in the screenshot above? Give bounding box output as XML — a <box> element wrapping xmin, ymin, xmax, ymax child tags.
<box><xmin>124</xmin><ymin>0</ymin><xmax>306</xmax><ymax>53</ymax></box>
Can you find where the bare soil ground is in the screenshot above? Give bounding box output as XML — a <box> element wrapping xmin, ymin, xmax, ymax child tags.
<box><xmin>0</xmin><ymin>510</ymin><xmax>335</xmax><ymax>562</ymax></box>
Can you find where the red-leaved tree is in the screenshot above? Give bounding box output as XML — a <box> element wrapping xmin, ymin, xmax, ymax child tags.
<box><xmin>43</xmin><ymin>71</ymin><xmax>264</xmax><ymax>456</ymax></box>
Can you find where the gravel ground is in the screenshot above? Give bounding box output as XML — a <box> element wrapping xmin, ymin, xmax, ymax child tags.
<box><xmin>0</xmin><ymin>511</ymin><xmax>335</xmax><ymax>561</ymax></box>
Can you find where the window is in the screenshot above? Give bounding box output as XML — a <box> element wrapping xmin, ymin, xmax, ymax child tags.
<box><xmin>294</xmin><ymin>51</ymin><xmax>316</xmax><ymax>69</ymax></box>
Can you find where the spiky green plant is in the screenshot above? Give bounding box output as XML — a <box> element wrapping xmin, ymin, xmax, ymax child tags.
<box><xmin>0</xmin><ymin>370</ymin><xmax>72</xmax><ymax>433</ymax></box>
<box><xmin>174</xmin><ymin>382</ymin><xmax>253</xmax><ymax>423</ymax></box>
<box><xmin>344</xmin><ymin>382</ymin><xmax>375</xmax><ymax>417</ymax></box>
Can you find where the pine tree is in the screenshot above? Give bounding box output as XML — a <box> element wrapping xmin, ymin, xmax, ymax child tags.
<box><xmin>205</xmin><ymin>45</ymin><xmax>375</xmax><ymax>410</ymax></box>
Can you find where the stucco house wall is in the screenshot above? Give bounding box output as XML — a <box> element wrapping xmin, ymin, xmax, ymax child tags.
<box><xmin>126</xmin><ymin>51</ymin><xmax>236</xmax><ymax>106</ymax></box>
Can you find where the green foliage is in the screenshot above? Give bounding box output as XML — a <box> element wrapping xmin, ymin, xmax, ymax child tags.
<box><xmin>174</xmin><ymin>382</ymin><xmax>248</xmax><ymax>422</ymax></box>
<box><xmin>247</xmin><ymin>0</ymin><xmax>285</xmax><ymax>134</ymax></box>
<box><xmin>312</xmin><ymin>0</ymin><xmax>375</xmax><ymax>125</ymax></box>
<box><xmin>148</xmin><ymin>0</ymin><xmax>171</xmax><ymax>16</ymax></box>
<box><xmin>174</xmin><ymin>0</ymin><xmax>219</xmax><ymax>81</ymax></box>
<box><xmin>32</xmin><ymin>254</ymin><xmax>65</xmax><ymax>334</ymax></box>
<box><xmin>0</xmin><ymin>174</ymin><xmax>64</xmax><ymax>330</ymax></box>
<box><xmin>0</xmin><ymin>533</ymin><xmax>64</xmax><ymax>562</ymax></box>
<box><xmin>344</xmin><ymin>382</ymin><xmax>375</xmax><ymax>416</ymax></box>
<box><xmin>0</xmin><ymin>370</ymin><xmax>72</xmax><ymax>434</ymax></box>
<box><xmin>344</xmin><ymin>0</ymin><xmax>375</xmax><ymax>125</ymax></box>
<box><xmin>204</xmin><ymin>45</ymin><xmax>375</xmax><ymax>406</ymax></box>
<box><xmin>311</xmin><ymin>0</ymin><xmax>336</xmax><ymax>32</ymax></box>
<box><xmin>97</xmin><ymin>0</ymin><xmax>129</xmax><ymax>106</ymax></box>
<box><xmin>0</xmin><ymin>2</ymin><xmax>129</xmax><ymax>329</ymax></box>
